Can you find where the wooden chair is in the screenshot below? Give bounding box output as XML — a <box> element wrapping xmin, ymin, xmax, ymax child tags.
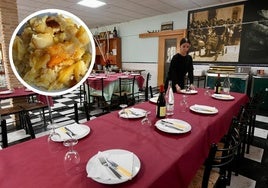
<box><xmin>189</xmin><ymin>118</ymin><xmax>241</xmax><ymax>188</ymax></box>
<box><xmin>0</xmin><ymin>119</ymin><xmax>8</xmax><ymax>148</ymax></box>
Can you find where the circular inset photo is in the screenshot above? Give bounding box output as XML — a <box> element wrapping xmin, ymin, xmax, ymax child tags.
<box><xmin>9</xmin><ymin>9</ymin><xmax>95</xmax><ymax>96</ymax></box>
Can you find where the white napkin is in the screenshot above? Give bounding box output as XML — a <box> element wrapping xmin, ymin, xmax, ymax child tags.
<box><xmin>193</xmin><ymin>104</ymin><xmax>217</xmax><ymax>112</ymax></box>
<box><xmin>213</xmin><ymin>94</ymin><xmax>232</xmax><ymax>98</ymax></box>
<box><xmin>119</xmin><ymin>108</ymin><xmax>145</xmax><ymax>118</ymax></box>
<box><xmin>54</xmin><ymin>123</ymin><xmax>85</xmax><ymax>140</ymax></box>
<box><xmin>87</xmin><ymin>151</ymin><xmax>134</xmax><ymax>180</ymax></box>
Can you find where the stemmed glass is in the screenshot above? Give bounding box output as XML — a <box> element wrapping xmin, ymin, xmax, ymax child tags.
<box><xmin>204</xmin><ymin>87</ymin><xmax>211</xmax><ymax>97</ymax></box>
<box><xmin>63</xmin><ymin>136</ymin><xmax>81</xmax><ymax>175</ymax></box>
<box><xmin>47</xmin><ymin>121</ymin><xmax>61</xmax><ymax>153</ymax></box>
<box><xmin>180</xmin><ymin>95</ymin><xmax>188</xmax><ymax>112</ymax></box>
<box><xmin>119</xmin><ymin>104</ymin><xmax>128</xmax><ymax>118</ymax></box>
<box><xmin>141</xmin><ymin>111</ymin><xmax>151</xmax><ymax>126</ymax></box>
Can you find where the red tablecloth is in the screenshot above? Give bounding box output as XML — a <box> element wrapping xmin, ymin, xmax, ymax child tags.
<box><xmin>87</xmin><ymin>73</ymin><xmax>144</xmax><ymax>90</ymax></box>
<box><xmin>0</xmin><ymin>87</ymin><xmax>35</xmax><ymax>100</ymax></box>
<box><xmin>0</xmin><ymin>88</ymin><xmax>248</xmax><ymax>188</ymax></box>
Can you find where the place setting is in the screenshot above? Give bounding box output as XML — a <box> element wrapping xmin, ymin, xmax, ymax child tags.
<box><xmin>86</xmin><ymin>149</ymin><xmax>141</xmax><ymax>184</ymax></box>
<box><xmin>189</xmin><ymin>104</ymin><xmax>218</xmax><ymax>115</ymax></box>
<box><xmin>149</xmin><ymin>96</ymin><xmax>158</xmax><ymax>104</ymax></box>
<box><xmin>118</xmin><ymin>106</ymin><xmax>148</xmax><ymax>119</ymax></box>
<box><xmin>49</xmin><ymin>122</ymin><xmax>91</xmax><ymax>142</ymax></box>
<box><xmin>155</xmin><ymin>118</ymin><xmax>192</xmax><ymax>134</ymax></box>
<box><xmin>179</xmin><ymin>85</ymin><xmax>198</xmax><ymax>95</ymax></box>
<box><xmin>211</xmin><ymin>93</ymin><xmax>235</xmax><ymax>100</ymax></box>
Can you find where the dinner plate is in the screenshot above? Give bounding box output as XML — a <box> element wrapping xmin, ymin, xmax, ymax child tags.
<box><xmin>96</xmin><ymin>76</ymin><xmax>107</xmax><ymax>79</ymax></box>
<box><xmin>118</xmin><ymin>75</ymin><xmax>129</xmax><ymax>78</ymax></box>
<box><xmin>118</xmin><ymin>108</ymin><xmax>147</xmax><ymax>118</ymax></box>
<box><xmin>52</xmin><ymin>123</ymin><xmax>90</xmax><ymax>142</ymax></box>
<box><xmin>130</xmin><ymin>73</ymin><xmax>140</xmax><ymax>76</ymax></box>
<box><xmin>190</xmin><ymin>104</ymin><xmax>218</xmax><ymax>114</ymax></box>
<box><xmin>149</xmin><ymin>96</ymin><xmax>158</xmax><ymax>104</ymax></box>
<box><xmin>86</xmin><ymin>149</ymin><xmax>141</xmax><ymax>184</ymax></box>
<box><xmin>0</xmin><ymin>90</ymin><xmax>13</xmax><ymax>95</ymax></box>
<box><xmin>180</xmin><ymin>89</ymin><xmax>198</xmax><ymax>94</ymax></box>
<box><xmin>155</xmin><ymin>118</ymin><xmax>191</xmax><ymax>134</ymax></box>
<box><xmin>211</xmin><ymin>94</ymin><xmax>235</xmax><ymax>100</ymax></box>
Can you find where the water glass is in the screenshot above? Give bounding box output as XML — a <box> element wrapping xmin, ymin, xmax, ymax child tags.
<box><xmin>204</xmin><ymin>87</ymin><xmax>211</xmax><ymax>96</ymax></box>
<box><xmin>47</xmin><ymin>121</ymin><xmax>62</xmax><ymax>153</ymax></box>
<box><xmin>141</xmin><ymin>111</ymin><xmax>151</xmax><ymax>126</ymax></box>
<box><xmin>63</xmin><ymin>138</ymin><xmax>81</xmax><ymax>175</ymax></box>
<box><xmin>180</xmin><ymin>95</ymin><xmax>188</xmax><ymax>112</ymax></box>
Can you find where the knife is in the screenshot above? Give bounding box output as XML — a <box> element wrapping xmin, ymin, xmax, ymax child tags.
<box><xmin>64</xmin><ymin>126</ymin><xmax>76</xmax><ymax>136</ymax></box>
<box><xmin>60</xmin><ymin>127</ymin><xmax>72</xmax><ymax>138</ymax></box>
<box><xmin>161</xmin><ymin>120</ymin><xmax>184</xmax><ymax>131</ymax></box>
<box><xmin>106</xmin><ymin>159</ymin><xmax>132</xmax><ymax>178</ymax></box>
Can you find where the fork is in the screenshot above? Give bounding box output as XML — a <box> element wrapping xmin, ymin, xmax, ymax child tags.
<box><xmin>64</xmin><ymin>126</ymin><xmax>76</xmax><ymax>137</ymax></box>
<box><xmin>98</xmin><ymin>157</ymin><xmax>122</xmax><ymax>179</ymax></box>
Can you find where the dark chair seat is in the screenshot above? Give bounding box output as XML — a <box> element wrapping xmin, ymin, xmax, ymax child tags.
<box><xmin>0</xmin><ymin>119</ymin><xmax>8</xmax><ymax>148</ymax></box>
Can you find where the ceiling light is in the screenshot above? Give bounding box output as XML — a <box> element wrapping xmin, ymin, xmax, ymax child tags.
<box><xmin>78</xmin><ymin>0</ymin><xmax>106</xmax><ymax>8</ymax></box>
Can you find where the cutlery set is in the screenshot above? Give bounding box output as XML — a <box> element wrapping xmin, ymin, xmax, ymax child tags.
<box><xmin>161</xmin><ymin>120</ymin><xmax>184</xmax><ymax>131</ymax></box>
<box><xmin>98</xmin><ymin>156</ymin><xmax>132</xmax><ymax>179</ymax></box>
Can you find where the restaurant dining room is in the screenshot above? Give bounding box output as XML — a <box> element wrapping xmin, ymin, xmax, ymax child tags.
<box><xmin>0</xmin><ymin>0</ymin><xmax>268</xmax><ymax>188</ymax></box>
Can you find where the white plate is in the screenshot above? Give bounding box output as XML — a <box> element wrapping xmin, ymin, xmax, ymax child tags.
<box><xmin>52</xmin><ymin>123</ymin><xmax>90</xmax><ymax>142</ymax></box>
<box><xmin>118</xmin><ymin>108</ymin><xmax>146</xmax><ymax>118</ymax></box>
<box><xmin>86</xmin><ymin>149</ymin><xmax>141</xmax><ymax>184</ymax></box>
<box><xmin>212</xmin><ymin>94</ymin><xmax>235</xmax><ymax>100</ymax></box>
<box><xmin>190</xmin><ymin>104</ymin><xmax>218</xmax><ymax>114</ymax></box>
<box><xmin>155</xmin><ymin>118</ymin><xmax>191</xmax><ymax>134</ymax></box>
<box><xmin>130</xmin><ymin>73</ymin><xmax>140</xmax><ymax>76</ymax></box>
<box><xmin>0</xmin><ymin>90</ymin><xmax>13</xmax><ymax>95</ymax></box>
<box><xmin>118</xmin><ymin>75</ymin><xmax>129</xmax><ymax>78</ymax></box>
<box><xmin>149</xmin><ymin>96</ymin><xmax>158</xmax><ymax>104</ymax></box>
<box><xmin>180</xmin><ymin>89</ymin><xmax>198</xmax><ymax>94</ymax></box>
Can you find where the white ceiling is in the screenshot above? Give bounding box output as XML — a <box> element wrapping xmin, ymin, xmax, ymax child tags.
<box><xmin>16</xmin><ymin>0</ymin><xmax>243</xmax><ymax>28</ymax></box>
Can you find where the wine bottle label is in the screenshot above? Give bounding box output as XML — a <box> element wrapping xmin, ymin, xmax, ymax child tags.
<box><xmin>159</xmin><ymin>106</ymin><xmax>166</xmax><ymax>117</ymax></box>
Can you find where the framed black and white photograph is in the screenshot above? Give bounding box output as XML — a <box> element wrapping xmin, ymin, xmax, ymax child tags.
<box><xmin>187</xmin><ymin>2</ymin><xmax>244</xmax><ymax>63</ymax></box>
<box><xmin>239</xmin><ymin>0</ymin><xmax>268</xmax><ymax>64</ymax></box>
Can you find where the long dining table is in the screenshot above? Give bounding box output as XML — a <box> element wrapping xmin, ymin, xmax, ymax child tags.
<box><xmin>0</xmin><ymin>88</ymin><xmax>248</xmax><ymax>188</ymax></box>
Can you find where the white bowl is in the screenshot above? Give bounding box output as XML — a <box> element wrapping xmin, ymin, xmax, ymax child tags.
<box><xmin>9</xmin><ymin>9</ymin><xmax>95</xmax><ymax>96</ymax></box>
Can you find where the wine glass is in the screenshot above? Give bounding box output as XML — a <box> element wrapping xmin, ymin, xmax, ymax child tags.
<box><xmin>63</xmin><ymin>137</ymin><xmax>81</xmax><ymax>175</ymax></box>
<box><xmin>47</xmin><ymin>121</ymin><xmax>62</xmax><ymax>153</ymax></box>
<box><xmin>204</xmin><ymin>87</ymin><xmax>211</xmax><ymax>97</ymax></box>
<box><xmin>141</xmin><ymin>111</ymin><xmax>151</xmax><ymax>126</ymax></box>
<box><xmin>119</xmin><ymin>104</ymin><xmax>128</xmax><ymax>118</ymax></box>
<box><xmin>180</xmin><ymin>95</ymin><xmax>188</xmax><ymax>112</ymax></box>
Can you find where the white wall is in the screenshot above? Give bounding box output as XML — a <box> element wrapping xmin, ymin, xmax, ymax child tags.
<box><xmin>92</xmin><ymin>11</ymin><xmax>189</xmax><ymax>87</ymax></box>
<box><xmin>91</xmin><ymin>2</ymin><xmax>268</xmax><ymax>87</ymax></box>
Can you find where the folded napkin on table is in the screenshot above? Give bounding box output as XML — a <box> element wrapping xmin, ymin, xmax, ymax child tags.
<box><xmin>55</xmin><ymin>123</ymin><xmax>85</xmax><ymax>140</ymax></box>
<box><xmin>87</xmin><ymin>151</ymin><xmax>134</xmax><ymax>180</ymax></box>
<box><xmin>193</xmin><ymin>104</ymin><xmax>217</xmax><ymax>112</ymax></box>
<box><xmin>121</xmin><ymin>108</ymin><xmax>145</xmax><ymax>117</ymax></box>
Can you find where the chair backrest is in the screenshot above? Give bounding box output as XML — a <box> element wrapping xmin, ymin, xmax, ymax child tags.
<box><xmin>21</xmin><ymin>111</ymin><xmax>36</xmax><ymax>139</ymax></box>
<box><xmin>145</xmin><ymin>73</ymin><xmax>151</xmax><ymax>101</ymax></box>
<box><xmin>149</xmin><ymin>85</ymin><xmax>160</xmax><ymax>98</ymax></box>
<box><xmin>202</xmin><ymin>117</ymin><xmax>241</xmax><ymax>188</ymax></box>
<box><xmin>118</xmin><ymin>76</ymin><xmax>136</xmax><ymax>104</ymax></box>
<box><xmin>87</xmin><ymin>77</ymin><xmax>105</xmax><ymax>98</ymax></box>
<box><xmin>0</xmin><ymin>119</ymin><xmax>8</xmax><ymax>148</ymax></box>
<box><xmin>73</xmin><ymin>102</ymin><xmax>79</xmax><ymax>123</ymax></box>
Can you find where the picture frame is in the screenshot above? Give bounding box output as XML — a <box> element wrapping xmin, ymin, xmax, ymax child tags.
<box><xmin>187</xmin><ymin>2</ymin><xmax>245</xmax><ymax>64</ymax></box>
<box><xmin>161</xmin><ymin>21</ymin><xmax>173</xmax><ymax>31</ymax></box>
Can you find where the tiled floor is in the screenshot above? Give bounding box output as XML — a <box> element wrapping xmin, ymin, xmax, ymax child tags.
<box><xmin>2</xmin><ymin>88</ymin><xmax>268</xmax><ymax>187</ymax></box>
